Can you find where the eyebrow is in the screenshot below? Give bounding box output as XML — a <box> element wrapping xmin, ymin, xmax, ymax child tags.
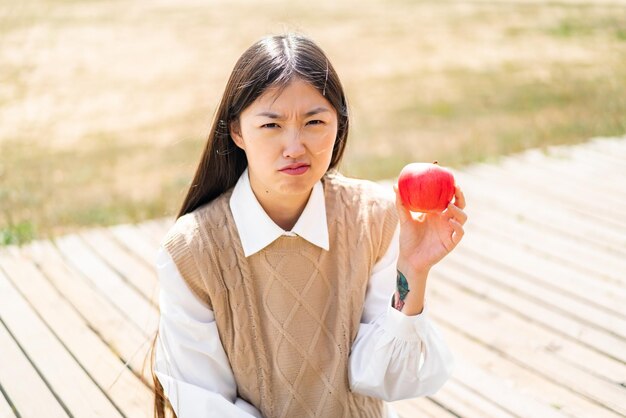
<box><xmin>255</xmin><ymin>107</ymin><xmax>331</xmax><ymax>119</ymax></box>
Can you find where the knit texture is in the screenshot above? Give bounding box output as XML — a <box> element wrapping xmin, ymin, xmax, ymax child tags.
<box><xmin>162</xmin><ymin>172</ymin><xmax>399</xmax><ymax>418</ymax></box>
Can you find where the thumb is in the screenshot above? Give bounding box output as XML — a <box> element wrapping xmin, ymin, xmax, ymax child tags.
<box><xmin>393</xmin><ymin>183</ymin><xmax>412</xmax><ymax>225</ymax></box>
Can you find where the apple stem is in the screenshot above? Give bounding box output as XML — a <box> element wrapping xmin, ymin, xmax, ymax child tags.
<box><xmin>433</xmin><ymin>160</ymin><xmax>438</xmax><ymax>164</ymax></box>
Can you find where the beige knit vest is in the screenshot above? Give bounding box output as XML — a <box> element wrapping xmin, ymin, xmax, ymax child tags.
<box><xmin>162</xmin><ymin>172</ymin><xmax>398</xmax><ymax>418</ymax></box>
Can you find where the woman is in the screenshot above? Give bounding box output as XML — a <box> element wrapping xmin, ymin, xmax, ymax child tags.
<box><xmin>149</xmin><ymin>32</ymin><xmax>466</xmax><ymax>418</ymax></box>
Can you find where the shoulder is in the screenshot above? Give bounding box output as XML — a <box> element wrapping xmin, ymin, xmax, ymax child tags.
<box><xmin>324</xmin><ymin>171</ymin><xmax>399</xmax><ymax>262</ymax></box>
<box><xmin>323</xmin><ymin>171</ymin><xmax>396</xmax><ymax>214</ymax></box>
<box><xmin>160</xmin><ymin>189</ymin><xmax>234</xmax><ymax>249</ymax></box>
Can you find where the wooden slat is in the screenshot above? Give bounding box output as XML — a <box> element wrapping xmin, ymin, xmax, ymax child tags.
<box><xmin>0</xmin><ymin>311</ymin><xmax>68</xmax><ymax>418</ymax></box>
<box><xmin>54</xmin><ymin>234</ymin><xmax>159</xmax><ymax>333</ymax></box>
<box><xmin>462</xmin><ymin>163</ymin><xmax>626</xmax><ymax>232</ymax></box>
<box><xmin>79</xmin><ymin>227</ymin><xmax>159</xmax><ymax>305</ymax></box>
<box><xmin>495</xmin><ymin>153</ymin><xmax>626</xmax><ymax>213</ymax></box>
<box><xmin>108</xmin><ymin>223</ymin><xmax>162</xmax><ymax>267</ymax></box>
<box><xmin>154</xmin><ymin>217</ymin><xmax>175</xmax><ymax>239</ymax></box>
<box><xmin>0</xmin><ymin>391</ymin><xmax>17</xmax><ymax>418</ymax></box>
<box><xmin>438</xmin><ymin>324</ymin><xmax>616</xmax><ymax>418</ymax></box>
<box><xmin>392</xmin><ymin>397</ymin><xmax>458</xmax><ymax>418</ymax></box>
<box><xmin>432</xmin><ymin>378</ymin><xmax>518</xmax><ymax>418</ymax></box>
<box><xmin>573</xmin><ymin>144</ymin><xmax>626</xmax><ymax>169</ymax></box>
<box><xmin>428</xmin><ymin>274</ymin><xmax>626</xmax><ymax>416</ymax></box>
<box><xmin>513</xmin><ymin>147</ymin><xmax>625</xmax><ymax>195</ymax></box>
<box><xmin>1</xmin><ymin>248</ymin><xmax>153</xmax><ymax>418</ymax></box>
<box><xmin>137</xmin><ymin>217</ymin><xmax>173</xmax><ymax>244</ymax></box>
<box><xmin>464</xmin><ymin>202</ymin><xmax>626</xmax><ymax>288</ymax></box>
<box><xmin>465</xmin><ymin>205</ymin><xmax>626</xmax><ymax>287</ymax></box>
<box><xmin>437</xmin><ymin>255</ymin><xmax>626</xmax><ymax>374</ymax></box>
<box><xmin>449</xmin><ymin>359</ymin><xmax>566</xmax><ymax>418</ymax></box>
<box><xmin>0</xmin><ymin>258</ymin><xmax>123</xmax><ymax>417</ymax></box>
<box><xmin>586</xmin><ymin>136</ymin><xmax>626</xmax><ymax>157</ymax></box>
<box><xmin>489</xmin><ymin>149</ymin><xmax>626</xmax><ymax>212</ymax></box>
<box><xmin>455</xmin><ymin>222</ymin><xmax>626</xmax><ymax>320</ymax></box>
<box><xmin>578</xmin><ymin>152</ymin><xmax>626</xmax><ymax>173</ymax></box>
<box><xmin>455</xmin><ymin>170</ymin><xmax>626</xmax><ymax>255</ymax></box>
<box><xmin>442</xmin><ymin>250</ymin><xmax>626</xmax><ymax>364</ymax></box>
<box><xmin>18</xmin><ymin>240</ymin><xmax>155</xmax><ymax>386</ymax></box>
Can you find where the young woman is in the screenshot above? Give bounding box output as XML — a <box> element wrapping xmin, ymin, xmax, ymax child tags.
<box><xmin>149</xmin><ymin>32</ymin><xmax>467</xmax><ymax>418</ymax></box>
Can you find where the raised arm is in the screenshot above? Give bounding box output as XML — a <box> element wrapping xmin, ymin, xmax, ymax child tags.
<box><xmin>348</xmin><ymin>224</ymin><xmax>455</xmax><ymax>401</ymax></box>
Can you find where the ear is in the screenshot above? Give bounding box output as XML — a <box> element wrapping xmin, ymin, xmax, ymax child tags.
<box><xmin>230</xmin><ymin>120</ymin><xmax>245</xmax><ymax>150</ymax></box>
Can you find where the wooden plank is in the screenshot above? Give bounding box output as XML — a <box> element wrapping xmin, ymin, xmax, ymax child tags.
<box><xmin>454</xmin><ymin>233</ymin><xmax>626</xmax><ymax>328</ymax></box>
<box><xmin>79</xmin><ymin>227</ymin><xmax>159</xmax><ymax>305</ymax></box>
<box><xmin>437</xmin><ymin>323</ymin><xmax>617</xmax><ymax>418</ymax></box>
<box><xmin>563</xmin><ymin>141</ymin><xmax>626</xmax><ymax>172</ymax></box>
<box><xmin>432</xmin><ymin>378</ymin><xmax>518</xmax><ymax>418</ymax></box>
<box><xmin>0</xmin><ymin>314</ymin><xmax>68</xmax><ymax>418</ymax></box>
<box><xmin>0</xmin><ymin>259</ymin><xmax>123</xmax><ymax>417</ymax></box>
<box><xmin>581</xmin><ymin>149</ymin><xmax>626</xmax><ymax>169</ymax></box>
<box><xmin>396</xmin><ymin>379</ymin><xmax>504</xmax><ymax>418</ymax></box>
<box><xmin>515</xmin><ymin>147</ymin><xmax>625</xmax><ymax>196</ymax></box>
<box><xmin>494</xmin><ymin>154</ymin><xmax>626</xmax><ymax>213</ymax></box>
<box><xmin>585</xmin><ymin>137</ymin><xmax>626</xmax><ymax>157</ymax></box>
<box><xmin>0</xmin><ymin>391</ymin><xmax>17</xmax><ymax>418</ymax></box>
<box><xmin>19</xmin><ymin>240</ymin><xmax>156</xmax><ymax>386</ymax></box>
<box><xmin>454</xmin><ymin>229</ymin><xmax>626</xmax><ymax>324</ymax></box>
<box><xmin>391</xmin><ymin>398</ymin><xmax>454</xmax><ymax>418</ymax></box>
<box><xmin>455</xmin><ymin>171</ymin><xmax>626</xmax><ymax>255</ymax></box>
<box><xmin>465</xmin><ymin>202</ymin><xmax>626</xmax><ymax>288</ymax></box>
<box><xmin>54</xmin><ymin>234</ymin><xmax>159</xmax><ymax>333</ymax></box>
<box><xmin>462</xmin><ymin>163</ymin><xmax>626</xmax><ymax>232</ymax></box>
<box><xmin>153</xmin><ymin>216</ymin><xmax>175</xmax><ymax>239</ymax></box>
<box><xmin>1</xmin><ymin>248</ymin><xmax>154</xmax><ymax>418</ymax></box>
<box><xmin>449</xmin><ymin>359</ymin><xmax>566</xmax><ymax>418</ymax></box>
<box><xmin>108</xmin><ymin>223</ymin><xmax>162</xmax><ymax>267</ymax></box>
<box><xmin>137</xmin><ymin>217</ymin><xmax>173</xmax><ymax>244</ymax></box>
<box><xmin>428</xmin><ymin>275</ymin><xmax>626</xmax><ymax>416</ymax></box>
<box><xmin>0</xmin><ymin>391</ymin><xmax>16</xmax><ymax>418</ymax></box>
<box><xmin>438</xmin><ymin>255</ymin><xmax>626</xmax><ymax>371</ymax></box>
<box><xmin>501</xmin><ymin>146</ymin><xmax>626</xmax><ymax>206</ymax></box>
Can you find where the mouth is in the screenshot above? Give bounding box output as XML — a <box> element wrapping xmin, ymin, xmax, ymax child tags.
<box><xmin>279</xmin><ymin>163</ymin><xmax>310</xmax><ymax>175</ymax></box>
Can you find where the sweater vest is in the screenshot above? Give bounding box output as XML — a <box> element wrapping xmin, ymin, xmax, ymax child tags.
<box><xmin>162</xmin><ymin>172</ymin><xmax>399</xmax><ymax>418</ymax></box>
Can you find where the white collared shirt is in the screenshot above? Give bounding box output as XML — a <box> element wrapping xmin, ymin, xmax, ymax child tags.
<box><xmin>154</xmin><ymin>168</ymin><xmax>454</xmax><ymax>418</ymax></box>
<box><xmin>229</xmin><ymin>167</ymin><xmax>329</xmax><ymax>257</ymax></box>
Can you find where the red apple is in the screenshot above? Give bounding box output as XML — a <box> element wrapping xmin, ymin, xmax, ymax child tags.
<box><xmin>397</xmin><ymin>161</ymin><xmax>456</xmax><ymax>213</ymax></box>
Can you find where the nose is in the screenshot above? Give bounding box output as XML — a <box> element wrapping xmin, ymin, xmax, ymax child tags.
<box><xmin>282</xmin><ymin>127</ymin><xmax>306</xmax><ymax>159</ymax></box>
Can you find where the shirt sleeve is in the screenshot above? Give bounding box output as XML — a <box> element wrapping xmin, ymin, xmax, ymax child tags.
<box><xmin>348</xmin><ymin>224</ymin><xmax>455</xmax><ymax>401</ymax></box>
<box><xmin>153</xmin><ymin>246</ymin><xmax>263</xmax><ymax>418</ymax></box>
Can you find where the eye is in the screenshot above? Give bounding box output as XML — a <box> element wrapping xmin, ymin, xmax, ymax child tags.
<box><xmin>261</xmin><ymin>123</ymin><xmax>280</xmax><ymax>128</ymax></box>
<box><xmin>307</xmin><ymin>120</ymin><xmax>325</xmax><ymax>126</ymax></box>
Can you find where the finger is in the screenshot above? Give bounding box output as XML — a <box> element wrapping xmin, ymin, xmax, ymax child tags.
<box><xmin>453</xmin><ymin>184</ymin><xmax>466</xmax><ymax>210</ymax></box>
<box><xmin>449</xmin><ymin>218</ymin><xmax>465</xmax><ymax>246</ymax></box>
<box><xmin>446</xmin><ymin>202</ymin><xmax>468</xmax><ymax>225</ymax></box>
<box><xmin>393</xmin><ymin>183</ymin><xmax>412</xmax><ymax>225</ymax></box>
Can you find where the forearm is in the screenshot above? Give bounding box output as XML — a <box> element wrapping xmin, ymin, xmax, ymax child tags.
<box><xmin>393</xmin><ymin>261</ymin><xmax>429</xmax><ymax>316</ymax></box>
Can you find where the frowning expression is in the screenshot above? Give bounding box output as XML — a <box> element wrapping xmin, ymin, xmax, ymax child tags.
<box><xmin>230</xmin><ymin>77</ymin><xmax>338</xmax><ymax>204</ymax></box>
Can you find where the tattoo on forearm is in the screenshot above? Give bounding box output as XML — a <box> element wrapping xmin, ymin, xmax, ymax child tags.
<box><xmin>393</xmin><ymin>270</ymin><xmax>410</xmax><ymax>311</ymax></box>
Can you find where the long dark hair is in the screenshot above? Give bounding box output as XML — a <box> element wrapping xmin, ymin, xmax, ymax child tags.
<box><xmin>149</xmin><ymin>33</ymin><xmax>350</xmax><ymax>418</ymax></box>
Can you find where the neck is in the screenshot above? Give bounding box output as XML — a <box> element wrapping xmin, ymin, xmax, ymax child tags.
<box><xmin>255</xmin><ymin>190</ymin><xmax>311</xmax><ymax>231</ymax></box>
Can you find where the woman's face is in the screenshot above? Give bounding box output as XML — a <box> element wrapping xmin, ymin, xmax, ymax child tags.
<box><xmin>230</xmin><ymin>77</ymin><xmax>338</xmax><ymax>207</ymax></box>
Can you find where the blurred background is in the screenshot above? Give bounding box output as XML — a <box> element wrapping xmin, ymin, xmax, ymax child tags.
<box><xmin>1</xmin><ymin>0</ymin><xmax>625</xmax><ymax>246</ymax></box>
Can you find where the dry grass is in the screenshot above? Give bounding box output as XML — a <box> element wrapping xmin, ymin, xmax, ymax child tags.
<box><xmin>1</xmin><ymin>0</ymin><xmax>626</xmax><ymax>245</ymax></box>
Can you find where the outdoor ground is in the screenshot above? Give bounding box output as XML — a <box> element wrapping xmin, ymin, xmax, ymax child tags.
<box><xmin>1</xmin><ymin>0</ymin><xmax>625</xmax><ymax>244</ymax></box>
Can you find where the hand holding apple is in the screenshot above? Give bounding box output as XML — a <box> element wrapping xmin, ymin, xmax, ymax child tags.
<box><xmin>393</xmin><ymin>161</ymin><xmax>467</xmax><ymax>274</ymax></box>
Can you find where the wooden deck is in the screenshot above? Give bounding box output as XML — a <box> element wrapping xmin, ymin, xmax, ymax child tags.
<box><xmin>1</xmin><ymin>136</ymin><xmax>625</xmax><ymax>418</ymax></box>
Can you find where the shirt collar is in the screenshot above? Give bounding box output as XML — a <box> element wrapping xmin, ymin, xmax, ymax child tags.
<box><xmin>229</xmin><ymin>167</ymin><xmax>330</xmax><ymax>257</ymax></box>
